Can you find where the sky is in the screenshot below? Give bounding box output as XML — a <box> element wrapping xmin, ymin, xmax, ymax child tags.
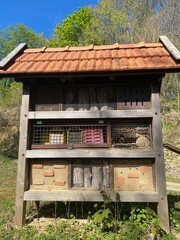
<box><xmin>0</xmin><ymin>0</ymin><xmax>98</xmax><ymax>38</ymax></box>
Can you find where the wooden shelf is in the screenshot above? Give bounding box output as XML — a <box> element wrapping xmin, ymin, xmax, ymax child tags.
<box><xmin>26</xmin><ymin>149</ymin><xmax>156</xmax><ymax>159</ymax></box>
<box><xmin>28</xmin><ymin>110</ymin><xmax>153</xmax><ymax>119</ymax></box>
<box><xmin>31</xmin><ymin>144</ymin><xmax>109</xmax><ymax>149</ymax></box>
<box><xmin>24</xmin><ymin>190</ymin><xmax>158</xmax><ymax>202</ymax></box>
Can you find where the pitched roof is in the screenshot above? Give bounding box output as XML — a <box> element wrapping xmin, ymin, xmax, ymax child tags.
<box><xmin>0</xmin><ymin>36</ymin><xmax>180</xmax><ymax>77</ymax></box>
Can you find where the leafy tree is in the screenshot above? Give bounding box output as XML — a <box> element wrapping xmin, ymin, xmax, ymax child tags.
<box><xmin>49</xmin><ymin>7</ymin><xmax>94</xmax><ymax>47</ymax></box>
<box><xmin>0</xmin><ymin>23</ymin><xmax>47</xmax><ymax>60</ymax></box>
<box><xmin>83</xmin><ymin>0</ymin><xmax>161</xmax><ymax>45</ymax></box>
<box><xmin>0</xmin><ymin>23</ymin><xmax>47</xmax><ymax>87</ymax></box>
<box><xmin>0</xmin><ymin>24</ymin><xmax>47</xmax><ymax>157</ymax></box>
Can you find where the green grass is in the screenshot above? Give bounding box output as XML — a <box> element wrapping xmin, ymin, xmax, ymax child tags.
<box><xmin>166</xmin><ymin>177</ymin><xmax>180</xmax><ymax>184</ymax></box>
<box><xmin>0</xmin><ymin>156</ymin><xmax>179</xmax><ymax>239</ymax></box>
<box><xmin>0</xmin><ymin>156</ymin><xmax>17</xmax><ymax>223</ymax></box>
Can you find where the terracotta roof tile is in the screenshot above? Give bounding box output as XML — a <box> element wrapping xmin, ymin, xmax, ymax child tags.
<box><xmin>145</xmin><ymin>43</ymin><xmax>162</xmax><ymax>48</ymax></box>
<box><xmin>69</xmin><ymin>45</ymin><xmax>93</xmax><ymax>51</ymax></box>
<box><xmin>87</xmin><ymin>50</ymin><xmax>96</xmax><ymax>60</ymax></box>
<box><xmin>135</xmin><ymin>57</ymin><xmax>146</xmax><ymax>69</ymax></box>
<box><xmin>53</xmin><ymin>61</ymin><xmax>64</xmax><ymax>72</ymax></box>
<box><xmin>111</xmin><ymin>50</ymin><xmax>119</xmax><ymax>59</ymax></box>
<box><xmin>79</xmin><ymin>51</ymin><xmax>90</xmax><ymax>60</ymax></box>
<box><xmin>0</xmin><ymin>41</ymin><xmax>179</xmax><ymax>76</ymax></box>
<box><xmin>45</xmin><ymin>61</ymin><xmax>56</xmax><ymax>72</ymax></box>
<box><xmin>45</xmin><ymin>46</ymin><xmax>69</xmax><ymax>52</ymax></box>
<box><xmin>72</xmin><ymin>51</ymin><xmax>82</xmax><ymax>60</ymax></box>
<box><xmin>86</xmin><ymin>59</ymin><xmax>95</xmax><ymax>71</ymax></box>
<box><xmin>94</xmin><ymin>43</ymin><xmax>119</xmax><ymax>50</ymax></box>
<box><xmin>103</xmin><ymin>58</ymin><xmax>112</xmax><ymax>70</ymax></box>
<box><xmin>103</xmin><ymin>50</ymin><xmax>111</xmax><ymax>59</ymax></box>
<box><xmin>120</xmin><ymin>58</ymin><xmax>129</xmax><ymax>69</ymax></box>
<box><xmin>69</xmin><ymin>60</ymin><xmax>79</xmax><ymax>71</ymax></box>
<box><xmin>24</xmin><ymin>47</ymin><xmax>46</xmax><ymax>53</ymax></box>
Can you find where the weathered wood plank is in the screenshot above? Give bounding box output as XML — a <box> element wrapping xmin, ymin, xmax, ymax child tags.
<box><xmin>163</xmin><ymin>142</ymin><xmax>180</xmax><ymax>154</ymax></box>
<box><xmin>28</xmin><ymin>110</ymin><xmax>153</xmax><ymax>119</ymax></box>
<box><xmin>151</xmin><ymin>80</ymin><xmax>170</xmax><ymax>232</ymax></box>
<box><xmin>0</xmin><ymin>43</ymin><xmax>27</xmax><ymax>68</ymax></box>
<box><xmin>26</xmin><ymin>149</ymin><xmax>156</xmax><ymax>158</ymax></box>
<box><xmin>24</xmin><ymin>190</ymin><xmax>158</xmax><ymax>202</ymax></box>
<box><xmin>31</xmin><ymin>144</ymin><xmax>109</xmax><ymax>149</ymax></box>
<box><xmin>159</xmin><ymin>36</ymin><xmax>180</xmax><ymax>62</ymax></box>
<box><xmin>14</xmin><ymin>84</ymin><xmax>30</xmax><ymax>227</ymax></box>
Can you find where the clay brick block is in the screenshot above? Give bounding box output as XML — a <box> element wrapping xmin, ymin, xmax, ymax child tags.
<box><xmin>53</xmin><ymin>165</ymin><xmax>66</xmax><ymax>169</ymax></box>
<box><xmin>44</xmin><ymin>171</ymin><xmax>54</xmax><ymax>177</ymax></box>
<box><xmin>139</xmin><ymin>166</ymin><xmax>149</xmax><ymax>173</ymax></box>
<box><xmin>32</xmin><ymin>164</ymin><xmax>43</xmax><ymax>169</ymax></box>
<box><xmin>54</xmin><ymin>181</ymin><xmax>66</xmax><ymax>186</ymax></box>
<box><xmin>117</xmin><ymin>177</ymin><xmax>125</xmax><ymax>185</ymax></box>
<box><xmin>128</xmin><ymin>173</ymin><xmax>139</xmax><ymax>178</ymax></box>
<box><xmin>33</xmin><ymin>179</ymin><xmax>44</xmax><ymax>185</ymax></box>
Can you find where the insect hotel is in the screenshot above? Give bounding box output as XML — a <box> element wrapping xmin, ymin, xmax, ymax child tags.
<box><xmin>0</xmin><ymin>36</ymin><xmax>180</xmax><ymax>231</ymax></box>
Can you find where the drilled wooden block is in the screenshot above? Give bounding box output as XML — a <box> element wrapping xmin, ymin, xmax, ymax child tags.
<box><xmin>73</xmin><ymin>165</ymin><xmax>84</xmax><ymax>187</ymax></box>
<box><xmin>114</xmin><ymin>159</ymin><xmax>154</xmax><ymax>191</ymax></box>
<box><xmin>84</xmin><ymin>167</ymin><xmax>92</xmax><ymax>188</ymax></box>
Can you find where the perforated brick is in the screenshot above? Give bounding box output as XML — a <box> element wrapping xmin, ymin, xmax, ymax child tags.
<box><xmin>54</xmin><ymin>181</ymin><xmax>66</xmax><ymax>186</ymax></box>
<box><xmin>44</xmin><ymin>171</ymin><xmax>54</xmax><ymax>177</ymax></box>
<box><xmin>117</xmin><ymin>177</ymin><xmax>125</xmax><ymax>185</ymax></box>
<box><xmin>32</xmin><ymin>164</ymin><xmax>43</xmax><ymax>169</ymax></box>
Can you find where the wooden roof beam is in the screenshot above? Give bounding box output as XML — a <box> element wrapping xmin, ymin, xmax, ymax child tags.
<box><xmin>159</xmin><ymin>36</ymin><xmax>180</xmax><ymax>62</ymax></box>
<box><xmin>0</xmin><ymin>43</ymin><xmax>27</xmax><ymax>68</ymax></box>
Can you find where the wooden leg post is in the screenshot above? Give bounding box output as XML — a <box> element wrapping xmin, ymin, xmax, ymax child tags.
<box><xmin>14</xmin><ymin>85</ymin><xmax>30</xmax><ymax>227</ymax></box>
<box><xmin>151</xmin><ymin>79</ymin><xmax>170</xmax><ymax>232</ymax></box>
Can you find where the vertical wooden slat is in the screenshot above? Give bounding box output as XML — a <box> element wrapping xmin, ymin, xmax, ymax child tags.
<box><xmin>14</xmin><ymin>84</ymin><xmax>30</xmax><ymax>227</ymax></box>
<box><xmin>151</xmin><ymin>79</ymin><xmax>170</xmax><ymax>233</ymax></box>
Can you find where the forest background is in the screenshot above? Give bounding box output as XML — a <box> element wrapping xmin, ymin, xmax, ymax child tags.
<box><xmin>0</xmin><ymin>0</ymin><xmax>179</xmax><ymax>166</ymax></box>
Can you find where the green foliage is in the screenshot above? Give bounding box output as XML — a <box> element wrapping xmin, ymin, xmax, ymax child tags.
<box><xmin>82</xmin><ymin>0</ymin><xmax>161</xmax><ymax>45</ymax></box>
<box><xmin>0</xmin><ymin>81</ymin><xmax>22</xmax><ymax>157</ymax></box>
<box><xmin>92</xmin><ymin>206</ymin><xmax>113</xmax><ymax>230</ymax></box>
<box><xmin>49</xmin><ymin>7</ymin><xmax>94</xmax><ymax>47</ymax></box>
<box><xmin>0</xmin><ymin>23</ymin><xmax>47</xmax><ymax>60</ymax></box>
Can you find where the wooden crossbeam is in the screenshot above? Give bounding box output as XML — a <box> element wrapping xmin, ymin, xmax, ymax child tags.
<box><xmin>163</xmin><ymin>143</ymin><xmax>180</xmax><ymax>154</ymax></box>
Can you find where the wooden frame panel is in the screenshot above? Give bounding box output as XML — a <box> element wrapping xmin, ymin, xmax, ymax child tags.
<box><xmin>24</xmin><ymin>190</ymin><xmax>158</xmax><ymax>202</ymax></box>
<box><xmin>151</xmin><ymin>79</ymin><xmax>170</xmax><ymax>232</ymax></box>
<box><xmin>14</xmin><ymin>84</ymin><xmax>30</xmax><ymax>227</ymax></box>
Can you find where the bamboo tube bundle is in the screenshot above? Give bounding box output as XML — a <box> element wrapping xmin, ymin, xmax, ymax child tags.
<box><xmin>73</xmin><ymin>164</ymin><xmax>84</xmax><ymax>187</ymax></box>
<box><xmin>84</xmin><ymin>166</ymin><xmax>92</xmax><ymax>188</ymax></box>
<box><xmin>92</xmin><ymin>166</ymin><xmax>103</xmax><ymax>188</ymax></box>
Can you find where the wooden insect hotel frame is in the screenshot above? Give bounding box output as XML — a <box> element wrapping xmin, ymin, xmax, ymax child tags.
<box><xmin>0</xmin><ymin>36</ymin><xmax>180</xmax><ymax>231</ymax></box>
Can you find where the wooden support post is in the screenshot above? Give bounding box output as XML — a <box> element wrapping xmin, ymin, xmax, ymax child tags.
<box><xmin>151</xmin><ymin>79</ymin><xmax>170</xmax><ymax>233</ymax></box>
<box><xmin>14</xmin><ymin>84</ymin><xmax>30</xmax><ymax>227</ymax></box>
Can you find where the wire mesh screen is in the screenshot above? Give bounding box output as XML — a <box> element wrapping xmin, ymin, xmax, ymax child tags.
<box><xmin>111</xmin><ymin>121</ymin><xmax>151</xmax><ymax>148</ymax></box>
<box><xmin>32</xmin><ymin>125</ymin><xmax>107</xmax><ymax>146</ymax></box>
